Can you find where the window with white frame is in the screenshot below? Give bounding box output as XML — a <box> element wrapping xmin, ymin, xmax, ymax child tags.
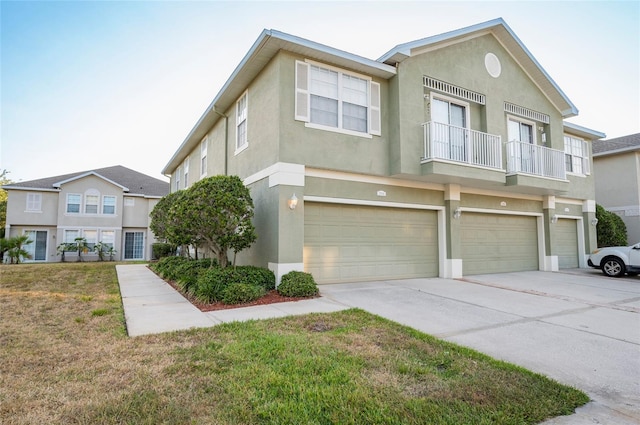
<box><xmin>507</xmin><ymin>116</ymin><xmax>535</xmax><ymax>144</ymax></box>
<box><xmin>64</xmin><ymin>229</ymin><xmax>80</xmax><ymax>243</ymax></box>
<box><xmin>84</xmin><ymin>230</ymin><xmax>97</xmax><ymax>252</ymax></box>
<box><xmin>200</xmin><ymin>137</ymin><xmax>208</xmax><ymax>177</ymax></box>
<box><xmin>84</xmin><ymin>192</ymin><xmax>99</xmax><ymax>214</ymax></box>
<box><xmin>183</xmin><ymin>157</ymin><xmax>189</xmax><ymax>188</ymax></box>
<box><xmin>175</xmin><ymin>165</ymin><xmax>181</xmax><ymax>191</ymax></box>
<box><xmin>101</xmin><ymin>230</ymin><xmax>115</xmax><ymax>249</ymax></box>
<box><xmin>66</xmin><ymin>194</ymin><xmax>81</xmax><ymax>213</ymax></box>
<box><xmin>26</xmin><ymin>193</ymin><xmax>42</xmax><ymax>212</ymax></box>
<box><xmin>564</xmin><ymin>135</ymin><xmax>590</xmax><ymax>175</ymax></box>
<box><xmin>295</xmin><ymin>60</ymin><xmax>381</xmax><ymax>136</ymax></box>
<box><xmin>103</xmin><ymin>196</ymin><xmax>116</xmax><ymax>214</ymax></box>
<box><xmin>236</xmin><ymin>91</ymin><xmax>248</xmax><ymax>153</ymax></box>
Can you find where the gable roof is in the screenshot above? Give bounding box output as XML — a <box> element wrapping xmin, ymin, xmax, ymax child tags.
<box><xmin>3</xmin><ymin>165</ymin><xmax>170</xmax><ymax>197</ymax></box>
<box><xmin>592</xmin><ymin>133</ymin><xmax>640</xmax><ymax>157</ymax></box>
<box><xmin>379</xmin><ymin>18</ymin><xmax>578</xmax><ymax>118</ymax></box>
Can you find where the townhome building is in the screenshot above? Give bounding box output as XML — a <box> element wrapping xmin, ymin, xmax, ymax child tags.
<box><xmin>162</xmin><ymin>18</ymin><xmax>604</xmax><ymax>284</ymax></box>
<box><xmin>3</xmin><ymin>165</ymin><xmax>169</xmax><ymax>262</ymax></box>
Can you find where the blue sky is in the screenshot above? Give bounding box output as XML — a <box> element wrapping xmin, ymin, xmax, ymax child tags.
<box><xmin>2</xmin><ymin>0</ymin><xmax>639</xmax><ymax>183</ymax></box>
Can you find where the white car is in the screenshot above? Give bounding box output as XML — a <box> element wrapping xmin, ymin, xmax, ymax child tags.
<box><xmin>588</xmin><ymin>243</ymin><xmax>640</xmax><ymax>277</ymax></box>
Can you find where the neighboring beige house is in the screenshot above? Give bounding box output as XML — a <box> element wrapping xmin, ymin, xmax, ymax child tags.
<box><xmin>592</xmin><ymin>133</ymin><xmax>640</xmax><ymax>243</ymax></box>
<box><xmin>3</xmin><ymin>165</ymin><xmax>169</xmax><ymax>262</ymax></box>
<box><xmin>163</xmin><ymin>18</ymin><xmax>604</xmax><ymax>284</ymax></box>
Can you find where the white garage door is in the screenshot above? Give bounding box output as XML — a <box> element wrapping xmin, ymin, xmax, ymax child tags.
<box><xmin>304</xmin><ymin>203</ymin><xmax>439</xmax><ymax>283</ymax></box>
<box><xmin>462</xmin><ymin>213</ymin><xmax>538</xmax><ymax>275</ymax></box>
<box><xmin>556</xmin><ymin>219</ymin><xmax>579</xmax><ymax>269</ymax></box>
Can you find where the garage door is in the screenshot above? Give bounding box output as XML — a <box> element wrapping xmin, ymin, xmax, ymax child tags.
<box><xmin>556</xmin><ymin>219</ymin><xmax>579</xmax><ymax>269</ymax></box>
<box><xmin>462</xmin><ymin>213</ymin><xmax>538</xmax><ymax>275</ymax></box>
<box><xmin>304</xmin><ymin>203</ymin><xmax>439</xmax><ymax>283</ymax></box>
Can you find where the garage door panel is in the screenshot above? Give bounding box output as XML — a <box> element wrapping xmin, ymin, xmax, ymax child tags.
<box><xmin>304</xmin><ymin>203</ymin><xmax>438</xmax><ymax>283</ymax></box>
<box><xmin>462</xmin><ymin>213</ymin><xmax>538</xmax><ymax>275</ymax></box>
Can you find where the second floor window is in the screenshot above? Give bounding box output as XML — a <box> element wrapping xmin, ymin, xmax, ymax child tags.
<box><xmin>103</xmin><ymin>196</ymin><xmax>116</xmax><ymax>214</ymax></box>
<box><xmin>508</xmin><ymin>117</ymin><xmax>535</xmax><ymax>144</ymax></box>
<box><xmin>295</xmin><ymin>60</ymin><xmax>381</xmax><ymax>136</ymax></box>
<box><xmin>175</xmin><ymin>166</ymin><xmax>181</xmax><ymax>191</ymax></box>
<box><xmin>564</xmin><ymin>135</ymin><xmax>590</xmax><ymax>175</ymax></box>
<box><xmin>183</xmin><ymin>157</ymin><xmax>189</xmax><ymax>188</ymax></box>
<box><xmin>200</xmin><ymin>137</ymin><xmax>208</xmax><ymax>177</ymax></box>
<box><xmin>26</xmin><ymin>193</ymin><xmax>42</xmax><ymax>211</ymax></box>
<box><xmin>85</xmin><ymin>194</ymin><xmax>99</xmax><ymax>214</ymax></box>
<box><xmin>236</xmin><ymin>91</ymin><xmax>248</xmax><ymax>152</ymax></box>
<box><xmin>67</xmin><ymin>194</ymin><xmax>81</xmax><ymax>213</ymax></box>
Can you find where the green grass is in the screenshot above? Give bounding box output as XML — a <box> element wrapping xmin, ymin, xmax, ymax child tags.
<box><xmin>0</xmin><ymin>262</ymin><xmax>588</xmax><ymax>424</ymax></box>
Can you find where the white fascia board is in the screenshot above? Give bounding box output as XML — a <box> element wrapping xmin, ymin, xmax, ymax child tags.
<box><xmin>2</xmin><ymin>186</ymin><xmax>59</xmax><ymax>192</ymax></box>
<box><xmin>563</xmin><ymin>122</ymin><xmax>606</xmax><ymax>139</ymax></box>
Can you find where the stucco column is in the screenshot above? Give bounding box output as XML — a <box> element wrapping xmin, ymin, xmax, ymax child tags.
<box><xmin>583</xmin><ymin>200</ymin><xmax>598</xmax><ymax>254</ymax></box>
<box><xmin>543</xmin><ymin>195</ymin><xmax>558</xmax><ymax>271</ymax></box>
<box><xmin>444</xmin><ymin>184</ymin><xmax>462</xmax><ymax>278</ymax></box>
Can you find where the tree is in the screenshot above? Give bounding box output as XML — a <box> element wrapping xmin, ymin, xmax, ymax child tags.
<box><xmin>179</xmin><ymin>175</ymin><xmax>256</xmax><ymax>267</ymax></box>
<box><xmin>150</xmin><ymin>190</ymin><xmax>197</xmax><ymax>257</ymax></box>
<box><xmin>596</xmin><ymin>204</ymin><xmax>628</xmax><ymax>247</ymax></box>
<box><xmin>6</xmin><ymin>235</ymin><xmax>32</xmax><ymax>264</ymax></box>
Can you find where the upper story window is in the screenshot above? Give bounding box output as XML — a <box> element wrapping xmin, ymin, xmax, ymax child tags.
<box><xmin>564</xmin><ymin>135</ymin><xmax>590</xmax><ymax>175</ymax></box>
<box><xmin>103</xmin><ymin>196</ymin><xmax>116</xmax><ymax>214</ymax></box>
<box><xmin>183</xmin><ymin>157</ymin><xmax>189</xmax><ymax>188</ymax></box>
<box><xmin>200</xmin><ymin>137</ymin><xmax>208</xmax><ymax>177</ymax></box>
<box><xmin>236</xmin><ymin>91</ymin><xmax>248</xmax><ymax>153</ymax></box>
<box><xmin>26</xmin><ymin>193</ymin><xmax>42</xmax><ymax>212</ymax></box>
<box><xmin>85</xmin><ymin>192</ymin><xmax>99</xmax><ymax>214</ymax></box>
<box><xmin>66</xmin><ymin>194</ymin><xmax>81</xmax><ymax>213</ymax></box>
<box><xmin>295</xmin><ymin>60</ymin><xmax>381</xmax><ymax>137</ymax></box>
<box><xmin>507</xmin><ymin>116</ymin><xmax>535</xmax><ymax>144</ymax></box>
<box><xmin>175</xmin><ymin>165</ymin><xmax>181</xmax><ymax>191</ymax></box>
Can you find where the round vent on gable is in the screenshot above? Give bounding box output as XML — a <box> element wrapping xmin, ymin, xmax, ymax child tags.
<box><xmin>485</xmin><ymin>53</ymin><xmax>501</xmax><ymax>78</ymax></box>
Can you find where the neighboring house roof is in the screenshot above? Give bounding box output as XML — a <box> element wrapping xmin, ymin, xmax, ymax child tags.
<box><xmin>592</xmin><ymin>133</ymin><xmax>640</xmax><ymax>157</ymax></box>
<box><xmin>2</xmin><ymin>165</ymin><xmax>170</xmax><ymax>197</ymax></box>
<box><xmin>162</xmin><ymin>18</ymin><xmax>577</xmax><ymax>175</ymax></box>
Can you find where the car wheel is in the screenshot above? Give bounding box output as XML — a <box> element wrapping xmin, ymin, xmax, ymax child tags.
<box><xmin>602</xmin><ymin>257</ymin><xmax>625</xmax><ymax>278</ymax></box>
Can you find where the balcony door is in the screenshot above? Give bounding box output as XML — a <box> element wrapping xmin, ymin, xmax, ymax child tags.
<box><xmin>508</xmin><ymin>118</ymin><xmax>536</xmax><ymax>174</ymax></box>
<box><xmin>432</xmin><ymin>97</ymin><xmax>467</xmax><ymax>162</ymax></box>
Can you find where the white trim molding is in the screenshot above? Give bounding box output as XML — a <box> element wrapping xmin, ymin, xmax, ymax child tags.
<box><xmin>243</xmin><ymin>162</ymin><xmax>305</xmax><ymax>188</ymax></box>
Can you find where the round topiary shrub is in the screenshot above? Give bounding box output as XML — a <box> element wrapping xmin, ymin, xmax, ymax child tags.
<box><xmin>221</xmin><ymin>283</ymin><xmax>265</xmax><ymax>305</ymax></box>
<box><xmin>278</xmin><ymin>271</ymin><xmax>319</xmax><ymax>297</ymax></box>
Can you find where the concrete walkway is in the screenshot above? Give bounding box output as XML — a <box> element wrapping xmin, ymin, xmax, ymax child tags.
<box><xmin>116</xmin><ymin>264</ymin><xmax>348</xmax><ymax>337</ymax></box>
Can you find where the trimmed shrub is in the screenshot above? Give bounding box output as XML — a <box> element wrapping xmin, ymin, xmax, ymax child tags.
<box><xmin>152</xmin><ymin>243</ymin><xmax>175</xmax><ymax>260</ymax></box>
<box><xmin>596</xmin><ymin>204</ymin><xmax>628</xmax><ymax>247</ymax></box>
<box><xmin>221</xmin><ymin>284</ymin><xmax>265</xmax><ymax>305</ymax></box>
<box><xmin>193</xmin><ymin>266</ymin><xmax>275</xmax><ymax>303</ymax></box>
<box><xmin>151</xmin><ymin>256</ymin><xmax>190</xmax><ymax>280</ymax></box>
<box><xmin>278</xmin><ymin>271</ymin><xmax>319</xmax><ymax>297</ymax></box>
<box><xmin>174</xmin><ymin>258</ymin><xmax>217</xmax><ymax>293</ymax></box>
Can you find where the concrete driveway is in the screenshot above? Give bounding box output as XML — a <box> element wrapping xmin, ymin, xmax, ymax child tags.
<box><xmin>320</xmin><ymin>269</ymin><xmax>640</xmax><ymax>424</ymax></box>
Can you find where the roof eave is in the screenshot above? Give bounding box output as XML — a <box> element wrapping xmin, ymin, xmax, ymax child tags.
<box><xmin>162</xmin><ymin>29</ymin><xmax>397</xmax><ymax>175</ymax></box>
<box><xmin>563</xmin><ymin>122</ymin><xmax>606</xmax><ymax>140</ymax></box>
<box><xmin>52</xmin><ymin>171</ymin><xmax>129</xmax><ymax>192</ymax></box>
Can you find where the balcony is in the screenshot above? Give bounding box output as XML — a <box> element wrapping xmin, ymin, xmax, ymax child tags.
<box><xmin>505</xmin><ymin>140</ymin><xmax>569</xmax><ymax>193</ymax></box>
<box><xmin>420</xmin><ymin>121</ymin><xmax>505</xmax><ymax>185</ymax></box>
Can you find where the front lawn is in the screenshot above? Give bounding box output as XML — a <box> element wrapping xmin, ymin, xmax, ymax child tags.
<box><xmin>0</xmin><ymin>263</ymin><xmax>588</xmax><ymax>424</ymax></box>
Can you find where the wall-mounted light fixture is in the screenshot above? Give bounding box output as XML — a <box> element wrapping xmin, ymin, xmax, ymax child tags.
<box><xmin>551</xmin><ymin>214</ymin><xmax>558</xmax><ymax>224</ymax></box>
<box><xmin>453</xmin><ymin>207</ymin><xmax>462</xmax><ymax>219</ymax></box>
<box><xmin>591</xmin><ymin>218</ymin><xmax>599</xmax><ymax>226</ymax></box>
<box><xmin>288</xmin><ymin>193</ymin><xmax>298</xmax><ymax>210</ymax></box>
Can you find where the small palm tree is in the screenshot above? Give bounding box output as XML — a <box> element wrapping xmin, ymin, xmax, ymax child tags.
<box><xmin>94</xmin><ymin>241</ymin><xmax>105</xmax><ymax>261</ymax></box>
<box><xmin>7</xmin><ymin>235</ymin><xmax>32</xmax><ymax>264</ymax></box>
<box><xmin>73</xmin><ymin>237</ymin><xmax>88</xmax><ymax>262</ymax></box>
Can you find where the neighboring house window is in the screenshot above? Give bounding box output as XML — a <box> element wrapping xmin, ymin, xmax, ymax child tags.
<box><xmin>103</xmin><ymin>196</ymin><xmax>116</xmax><ymax>214</ymax></box>
<box><xmin>200</xmin><ymin>137</ymin><xmax>208</xmax><ymax>177</ymax></box>
<box><xmin>175</xmin><ymin>166</ymin><xmax>181</xmax><ymax>191</ymax></box>
<box><xmin>101</xmin><ymin>230</ymin><xmax>115</xmax><ymax>249</ymax></box>
<box><xmin>124</xmin><ymin>232</ymin><xmax>144</xmax><ymax>260</ymax></box>
<box><xmin>64</xmin><ymin>229</ymin><xmax>80</xmax><ymax>243</ymax></box>
<box><xmin>66</xmin><ymin>194</ymin><xmax>81</xmax><ymax>213</ymax></box>
<box><xmin>236</xmin><ymin>91</ymin><xmax>248</xmax><ymax>153</ymax></box>
<box><xmin>125</xmin><ymin>198</ymin><xmax>135</xmax><ymax>207</ymax></box>
<box><xmin>26</xmin><ymin>193</ymin><xmax>42</xmax><ymax>212</ymax></box>
<box><xmin>295</xmin><ymin>60</ymin><xmax>381</xmax><ymax>136</ymax></box>
<box><xmin>507</xmin><ymin>117</ymin><xmax>535</xmax><ymax>144</ymax></box>
<box><xmin>183</xmin><ymin>157</ymin><xmax>189</xmax><ymax>188</ymax></box>
<box><xmin>84</xmin><ymin>230</ymin><xmax>97</xmax><ymax>252</ymax></box>
<box><xmin>564</xmin><ymin>135</ymin><xmax>590</xmax><ymax>175</ymax></box>
<box><xmin>85</xmin><ymin>191</ymin><xmax>99</xmax><ymax>214</ymax></box>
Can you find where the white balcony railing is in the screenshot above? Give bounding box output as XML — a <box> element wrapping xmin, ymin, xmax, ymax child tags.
<box><xmin>422</xmin><ymin>121</ymin><xmax>503</xmax><ymax>170</ymax></box>
<box><xmin>506</xmin><ymin>140</ymin><xmax>566</xmax><ymax>180</ymax></box>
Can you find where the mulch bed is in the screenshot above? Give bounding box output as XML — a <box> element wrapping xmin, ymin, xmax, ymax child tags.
<box><xmin>159</xmin><ymin>271</ymin><xmax>317</xmax><ymax>312</ymax></box>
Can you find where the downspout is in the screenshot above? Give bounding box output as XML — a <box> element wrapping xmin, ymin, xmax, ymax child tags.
<box><xmin>212</xmin><ymin>107</ymin><xmax>229</xmax><ymax>175</ymax></box>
